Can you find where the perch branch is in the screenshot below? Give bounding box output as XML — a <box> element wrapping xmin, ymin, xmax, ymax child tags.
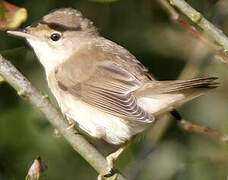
<box><xmin>0</xmin><ymin>54</ymin><xmax>125</xmax><ymax>180</ymax></box>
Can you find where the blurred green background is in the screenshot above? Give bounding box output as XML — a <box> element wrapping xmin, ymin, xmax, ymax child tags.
<box><xmin>1</xmin><ymin>0</ymin><xmax>228</xmax><ymax>179</ymax></box>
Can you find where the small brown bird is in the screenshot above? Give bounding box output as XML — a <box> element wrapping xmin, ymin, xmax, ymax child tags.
<box><xmin>8</xmin><ymin>8</ymin><xmax>218</xmax><ymax>177</ymax></box>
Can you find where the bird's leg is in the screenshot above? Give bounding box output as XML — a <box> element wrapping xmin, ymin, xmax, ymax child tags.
<box><xmin>98</xmin><ymin>143</ymin><xmax>128</xmax><ymax>180</ymax></box>
<box><xmin>106</xmin><ymin>145</ymin><xmax>126</xmax><ymax>172</ymax></box>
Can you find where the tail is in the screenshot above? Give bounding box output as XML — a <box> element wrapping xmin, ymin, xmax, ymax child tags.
<box><xmin>136</xmin><ymin>77</ymin><xmax>219</xmax><ymax>116</ymax></box>
<box><xmin>160</xmin><ymin>77</ymin><xmax>218</xmax><ymax>92</ymax></box>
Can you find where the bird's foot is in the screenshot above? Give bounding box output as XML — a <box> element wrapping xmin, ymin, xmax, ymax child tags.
<box><xmin>97</xmin><ymin>145</ymin><xmax>126</xmax><ymax>180</ymax></box>
<box><xmin>97</xmin><ymin>169</ymin><xmax>117</xmax><ymax>180</ymax></box>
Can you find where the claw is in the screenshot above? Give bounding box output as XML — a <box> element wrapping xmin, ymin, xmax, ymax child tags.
<box><xmin>97</xmin><ymin>170</ymin><xmax>117</xmax><ymax>180</ymax></box>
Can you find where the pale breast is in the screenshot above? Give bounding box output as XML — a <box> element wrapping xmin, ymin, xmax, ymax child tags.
<box><xmin>48</xmin><ymin>73</ymin><xmax>150</xmax><ymax>144</ymax></box>
<box><xmin>58</xmin><ymin>93</ymin><xmax>148</xmax><ymax>145</ymax></box>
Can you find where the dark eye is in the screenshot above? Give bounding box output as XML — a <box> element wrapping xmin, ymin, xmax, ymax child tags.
<box><xmin>50</xmin><ymin>33</ymin><xmax>61</xmax><ymax>41</ymax></box>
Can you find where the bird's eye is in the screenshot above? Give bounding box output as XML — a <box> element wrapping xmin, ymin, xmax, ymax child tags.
<box><xmin>50</xmin><ymin>33</ymin><xmax>61</xmax><ymax>41</ymax></box>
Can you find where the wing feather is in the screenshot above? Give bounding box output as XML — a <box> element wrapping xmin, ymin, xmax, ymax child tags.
<box><xmin>56</xmin><ymin>60</ymin><xmax>154</xmax><ymax>123</ymax></box>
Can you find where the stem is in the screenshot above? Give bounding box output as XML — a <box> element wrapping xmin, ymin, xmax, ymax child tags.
<box><xmin>168</xmin><ymin>0</ymin><xmax>228</xmax><ymax>56</ymax></box>
<box><xmin>157</xmin><ymin>0</ymin><xmax>228</xmax><ymax>63</ymax></box>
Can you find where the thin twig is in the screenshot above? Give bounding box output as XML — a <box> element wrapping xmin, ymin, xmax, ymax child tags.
<box><xmin>157</xmin><ymin>0</ymin><xmax>228</xmax><ymax>63</ymax></box>
<box><xmin>167</xmin><ymin>0</ymin><xmax>228</xmax><ymax>63</ymax></box>
<box><xmin>158</xmin><ymin>0</ymin><xmax>179</xmax><ymax>20</ymax></box>
<box><xmin>0</xmin><ymin>54</ymin><xmax>126</xmax><ymax>180</ymax></box>
<box><xmin>179</xmin><ymin>119</ymin><xmax>220</xmax><ymax>137</ymax></box>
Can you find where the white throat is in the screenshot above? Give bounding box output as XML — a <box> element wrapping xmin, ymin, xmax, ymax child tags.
<box><xmin>27</xmin><ymin>38</ymin><xmax>71</xmax><ymax>75</ymax></box>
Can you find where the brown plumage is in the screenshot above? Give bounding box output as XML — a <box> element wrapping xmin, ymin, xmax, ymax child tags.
<box><xmin>7</xmin><ymin>8</ymin><xmax>219</xmax><ymax>176</ymax></box>
<box><xmin>52</xmin><ymin>40</ymin><xmax>218</xmax><ymax>125</ymax></box>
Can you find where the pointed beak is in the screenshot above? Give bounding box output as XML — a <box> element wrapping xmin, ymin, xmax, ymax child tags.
<box><xmin>7</xmin><ymin>28</ymin><xmax>34</xmax><ymax>39</ymax></box>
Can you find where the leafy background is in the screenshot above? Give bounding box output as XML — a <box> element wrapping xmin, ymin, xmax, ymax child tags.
<box><xmin>0</xmin><ymin>0</ymin><xmax>228</xmax><ymax>179</ymax></box>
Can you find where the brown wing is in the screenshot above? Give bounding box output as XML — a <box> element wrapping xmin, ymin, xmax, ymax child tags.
<box><xmin>55</xmin><ymin>60</ymin><xmax>154</xmax><ymax>123</ymax></box>
<box><xmin>53</xmin><ymin>38</ymin><xmax>218</xmax><ymax>124</ymax></box>
<box><xmin>81</xmin><ymin>61</ymin><xmax>154</xmax><ymax>123</ymax></box>
<box><xmin>53</xmin><ymin>38</ymin><xmax>156</xmax><ymax>123</ymax></box>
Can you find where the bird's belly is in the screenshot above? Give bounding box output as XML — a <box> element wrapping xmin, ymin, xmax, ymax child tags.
<box><xmin>59</xmin><ymin>97</ymin><xmax>147</xmax><ymax>145</ymax></box>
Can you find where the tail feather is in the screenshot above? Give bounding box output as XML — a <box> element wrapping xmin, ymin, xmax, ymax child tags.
<box><xmin>136</xmin><ymin>77</ymin><xmax>219</xmax><ymax>96</ymax></box>
<box><xmin>165</xmin><ymin>77</ymin><xmax>219</xmax><ymax>92</ymax></box>
<box><xmin>136</xmin><ymin>77</ymin><xmax>219</xmax><ymax>117</ymax></box>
